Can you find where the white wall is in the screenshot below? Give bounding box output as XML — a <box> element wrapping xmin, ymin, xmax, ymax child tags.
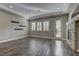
<box><xmin>28</xmin><ymin>15</ymin><xmax>68</xmax><ymax>40</ymax></box>
<box><xmin>0</xmin><ymin>10</ymin><xmax>28</xmax><ymax>42</ymax></box>
<box><xmin>66</xmin><ymin>4</ymin><xmax>79</xmax><ymax>51</ymax></box>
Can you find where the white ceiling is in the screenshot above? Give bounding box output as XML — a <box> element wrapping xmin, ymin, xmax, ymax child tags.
<box><xmin>0</xmin><ymin>3</ymin><xmax>70</xmax><ymax>19</ymax></box>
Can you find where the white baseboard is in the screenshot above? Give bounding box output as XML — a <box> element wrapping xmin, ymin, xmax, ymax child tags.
<box><xmin>28</xmin><ymin>35</ymin><xmax>53</xmax><ymax>39</ymax></box>
<box><xmin>66</xmin><ymin>40</ymin><xmax>75</xmax><ymax>51</ymax></box>
<box><xmin>76</xmin><ymin>49</ymin><xmax>79</xmax><ymax>52</ymax></box>
<box><xmin>28</xmin><ymin>35</ymin><xmax>66</xmax><ymax>40</ymax></box>
<box><xmin>0</xmin><ymin>35</ymin><xmax>27</xmax><ymax>43</ymax></box>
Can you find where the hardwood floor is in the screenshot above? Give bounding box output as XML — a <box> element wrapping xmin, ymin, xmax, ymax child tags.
<box><xmin>0</xmin><ymin>37</ymin><xmax>78</xmax><ymax>56</ymax></box>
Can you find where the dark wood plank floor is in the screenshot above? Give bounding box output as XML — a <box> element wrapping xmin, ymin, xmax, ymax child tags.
<box><xmin>0</xmin><ymin>37</ymin><xmax>78</xmax><ymax>56</ymax></box>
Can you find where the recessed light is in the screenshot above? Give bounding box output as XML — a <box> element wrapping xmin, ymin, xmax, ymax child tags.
<box><xmin>37</xmin><ymin>10</ymin><xmax>41</xmax><ymax>12</ymax></box>
<box><xmin>57</xmin><ymin>8</ymin><xmax>60</xmax><ymax>9</ymax></box>
<box><xmin>10</xmin><ymin>5</ymin><xmax>13</xmax><ymax>8</ymax></box>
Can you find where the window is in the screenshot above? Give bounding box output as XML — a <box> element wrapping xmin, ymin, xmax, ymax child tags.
<box><xmin>43</xmin><ymin>21</ymin><xmax>49</xmax><ymax>31</ymax></box>
<box><xmin>31</xmin><ymin>22</ymin><xmax>36</xmax><ymax>31</ymax></box>
<box><xmin>31</xmin><ymin>21</ymin><xmax>49</xmax><ymax>31</ymax></box>
<box><xmin>37</xmin><ymin>22</ymin><xmax>42</xmax><ymax>31</ymax></box>
<box><xmin>56</xmin><ymin>20</ymin><xmax>61</xmax><ymax>37</ymax></box>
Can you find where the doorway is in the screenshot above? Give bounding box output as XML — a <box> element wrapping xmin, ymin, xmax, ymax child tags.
<box><xmin>75</xmin><ymin>21</ymin><xmax>79</xmax><ymax>50</ymax></box>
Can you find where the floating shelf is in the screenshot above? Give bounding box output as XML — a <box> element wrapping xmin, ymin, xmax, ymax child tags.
<box><xmin>11</xmin><ymin>21</ymin><xmax>19</xmax><ymax>24</ymax></box>
<box><xmin>19</xmin><ymin>25</ymin><xmax>27</xmax><ymax>27</ymax></box>
<box><xmin>14</xmin><ymin>28</ymin><xmax>23</xmax><ymax>30</ymax></box>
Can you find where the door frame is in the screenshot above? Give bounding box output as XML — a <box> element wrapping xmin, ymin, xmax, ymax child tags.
<box><xmin>75</xmin><ymin>20</ymin><xmax>79</xmax><ymax>51</ymax></box>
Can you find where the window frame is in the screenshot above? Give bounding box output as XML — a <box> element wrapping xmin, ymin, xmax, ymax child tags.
<box><xmin>37</xmin><ymin>22</ymin><xmax>42</xmax><ymax>31</ymax></box>
<box><xmin>43</xmin><ymin>21</ymin><xmax>49</xmax><ymax>31</ymax></box>
<box><xmin>31</xmin><ymin>22</ymin><xmax>36</xmax><ymax>31</ymax></box>
<box><xmin>55</xmin><ymin>20</ymin><xmax>61</xmax><ymax>38</ymax></box>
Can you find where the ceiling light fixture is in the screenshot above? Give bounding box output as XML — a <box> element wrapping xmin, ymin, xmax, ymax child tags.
<box><xmin>10</xmin><ymin>5</ymin><xmax>13</xmax><ymax>8</ymax></box>
<box><xmin>37</xmin><ymin>10</ymin><xmax>41</xmax><ymax>12</ymax></box>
